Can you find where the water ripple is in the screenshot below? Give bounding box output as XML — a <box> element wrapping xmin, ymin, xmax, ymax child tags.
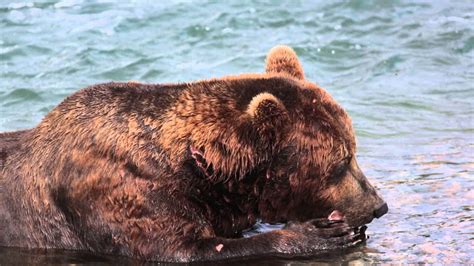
<box><xmin>0</xmin><ymin>0</ymin><xmax>473</xmax><ymax>264</ymax></box>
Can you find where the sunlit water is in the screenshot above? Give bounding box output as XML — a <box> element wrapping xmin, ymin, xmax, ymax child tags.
<box><xmin>1</xmin><ymin>0</ymin><xmax>473</xmax><ymax>264</ymax></box>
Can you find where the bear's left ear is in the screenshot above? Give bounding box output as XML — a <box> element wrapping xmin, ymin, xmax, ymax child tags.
<box><xmin>265</xmin><ymin>45</ymin><xmax>305</xmax><ymax>80</ymax></box>
<box><xmin>246</xmin><ymin>92</ymin><xmax>289</xmax><ymax>143</ymax></box>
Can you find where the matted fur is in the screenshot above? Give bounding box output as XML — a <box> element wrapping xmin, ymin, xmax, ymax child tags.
<box><xmin>0</xmin><ymin>45</ymin><xmax>386</xmax><ymax>262</ymax></box>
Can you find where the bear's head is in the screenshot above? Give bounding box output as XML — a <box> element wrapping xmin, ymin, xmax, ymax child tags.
<box><xmin>253</xmin><ymin>45</ymin><xmax>388</xmax><ymax>227</ymax></box>
<box><xmin>162</xmin><ymin>45</ymin><xmax>387</xmax><ymax>228</ymax></box>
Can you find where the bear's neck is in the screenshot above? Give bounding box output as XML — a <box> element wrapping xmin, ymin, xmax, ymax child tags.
<box><xmin>187</xmin><ymin>168</ymin><xmax>268</xmax><ymax>238</ymax></box>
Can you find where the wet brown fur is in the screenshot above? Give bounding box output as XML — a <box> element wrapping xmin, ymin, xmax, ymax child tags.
<box><xmin>0</xmin><ymin>45</ymin><xmax>385</xmax><ymax>262</ymax></box>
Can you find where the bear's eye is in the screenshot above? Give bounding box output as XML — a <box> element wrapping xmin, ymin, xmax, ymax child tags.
<box><xmin>331</xmin><ymin>156</ymin><xmax>351</xmax><ymax>181</ymax></box>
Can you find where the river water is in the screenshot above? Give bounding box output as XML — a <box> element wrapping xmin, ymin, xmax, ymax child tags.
<box><xmin>1</xmin><ymin>0</ymin><xmax>473</xmax><ymax>264</ymax></box>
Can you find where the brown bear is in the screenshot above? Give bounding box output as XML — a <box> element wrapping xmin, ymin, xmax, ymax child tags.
<box><xmin>0</xmin><ymin>45</ymin><xmax>387</xmax><ymax>262</ymax></box>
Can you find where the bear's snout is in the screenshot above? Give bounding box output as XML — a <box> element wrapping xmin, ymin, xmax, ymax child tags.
<box><xmin>373</xmin><ymin>202</ymin><xmax>388</xmax><ymax>218</ymax></box>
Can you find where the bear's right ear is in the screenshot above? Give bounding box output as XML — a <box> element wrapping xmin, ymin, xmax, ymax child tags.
<box><xmin>246</xmin><ymin>92</ymin><xmax>289</xmax><ymax>143</ymax></box>
<box><xmin>265</xmin><ymin>45</ymin><xmax>305</xmax><ymax>80</ymax></box>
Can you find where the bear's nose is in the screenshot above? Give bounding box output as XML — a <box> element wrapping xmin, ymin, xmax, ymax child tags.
<box><xmin>373</xmin><ymin>202</ymin><xmax>388</xmax><ymax>218</ymax></box>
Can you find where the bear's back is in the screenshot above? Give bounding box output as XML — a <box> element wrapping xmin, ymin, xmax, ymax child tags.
<box><xmin>0</xmin><ymin>130</ymin><xmax>30</xmax><ymax>170</ymax></box>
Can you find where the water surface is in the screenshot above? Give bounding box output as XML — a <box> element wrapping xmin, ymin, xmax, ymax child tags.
<box><xmin>1</xmin><ymin>0</ymin><xmax>473</xmax><ymax>264</ymax></box>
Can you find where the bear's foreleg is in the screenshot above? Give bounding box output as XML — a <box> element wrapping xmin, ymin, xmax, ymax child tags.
<box><xmin>181</xmin><ymin>218</ymin><xmax>365</xmax><ymax>262</ymax></box>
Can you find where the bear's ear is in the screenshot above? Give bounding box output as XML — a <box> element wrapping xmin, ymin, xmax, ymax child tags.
<box><xmin>246</xmin><ymin>92</ymin><xmax>286</xmax><ymax>119</ymax></box>
<box><xmin>246</xmin><ymin>92</ymin><xmax>289</xmax><ymax>143</ymax></box>
<box><xmin>265</xmin><ymin>45</ymin><xmax>305</xmax><ymax>80</ymax></box>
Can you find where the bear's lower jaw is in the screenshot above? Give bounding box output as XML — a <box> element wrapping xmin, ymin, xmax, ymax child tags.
<box><xmin>347</xmin><ymin>215</ymin><xmax>375</xmax><ymax>228</ymax></box>
<box><xmin>328</xmin><ymin>210</ymin><xmax>371</xmax><ymax>229</ymax></box>
<box><xmin>327</xmin><ymin>210</ymin><xmax>375</xmax><ymax>228</ymax></box>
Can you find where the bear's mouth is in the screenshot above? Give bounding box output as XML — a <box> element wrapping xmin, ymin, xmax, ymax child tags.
<box><xmin>328</xmin><ymin>210</ymin><xmax>345</xmax><ymax>222</ymax></box>
<box><xmin>328</xmin><ymin>210</ymin><xmax>368</xmax><ymax>237</ymax></box>
<box><xmin>328</xmin><ymin>209</ymin><xmax>375</xmax><ymax>227</ymax></box>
